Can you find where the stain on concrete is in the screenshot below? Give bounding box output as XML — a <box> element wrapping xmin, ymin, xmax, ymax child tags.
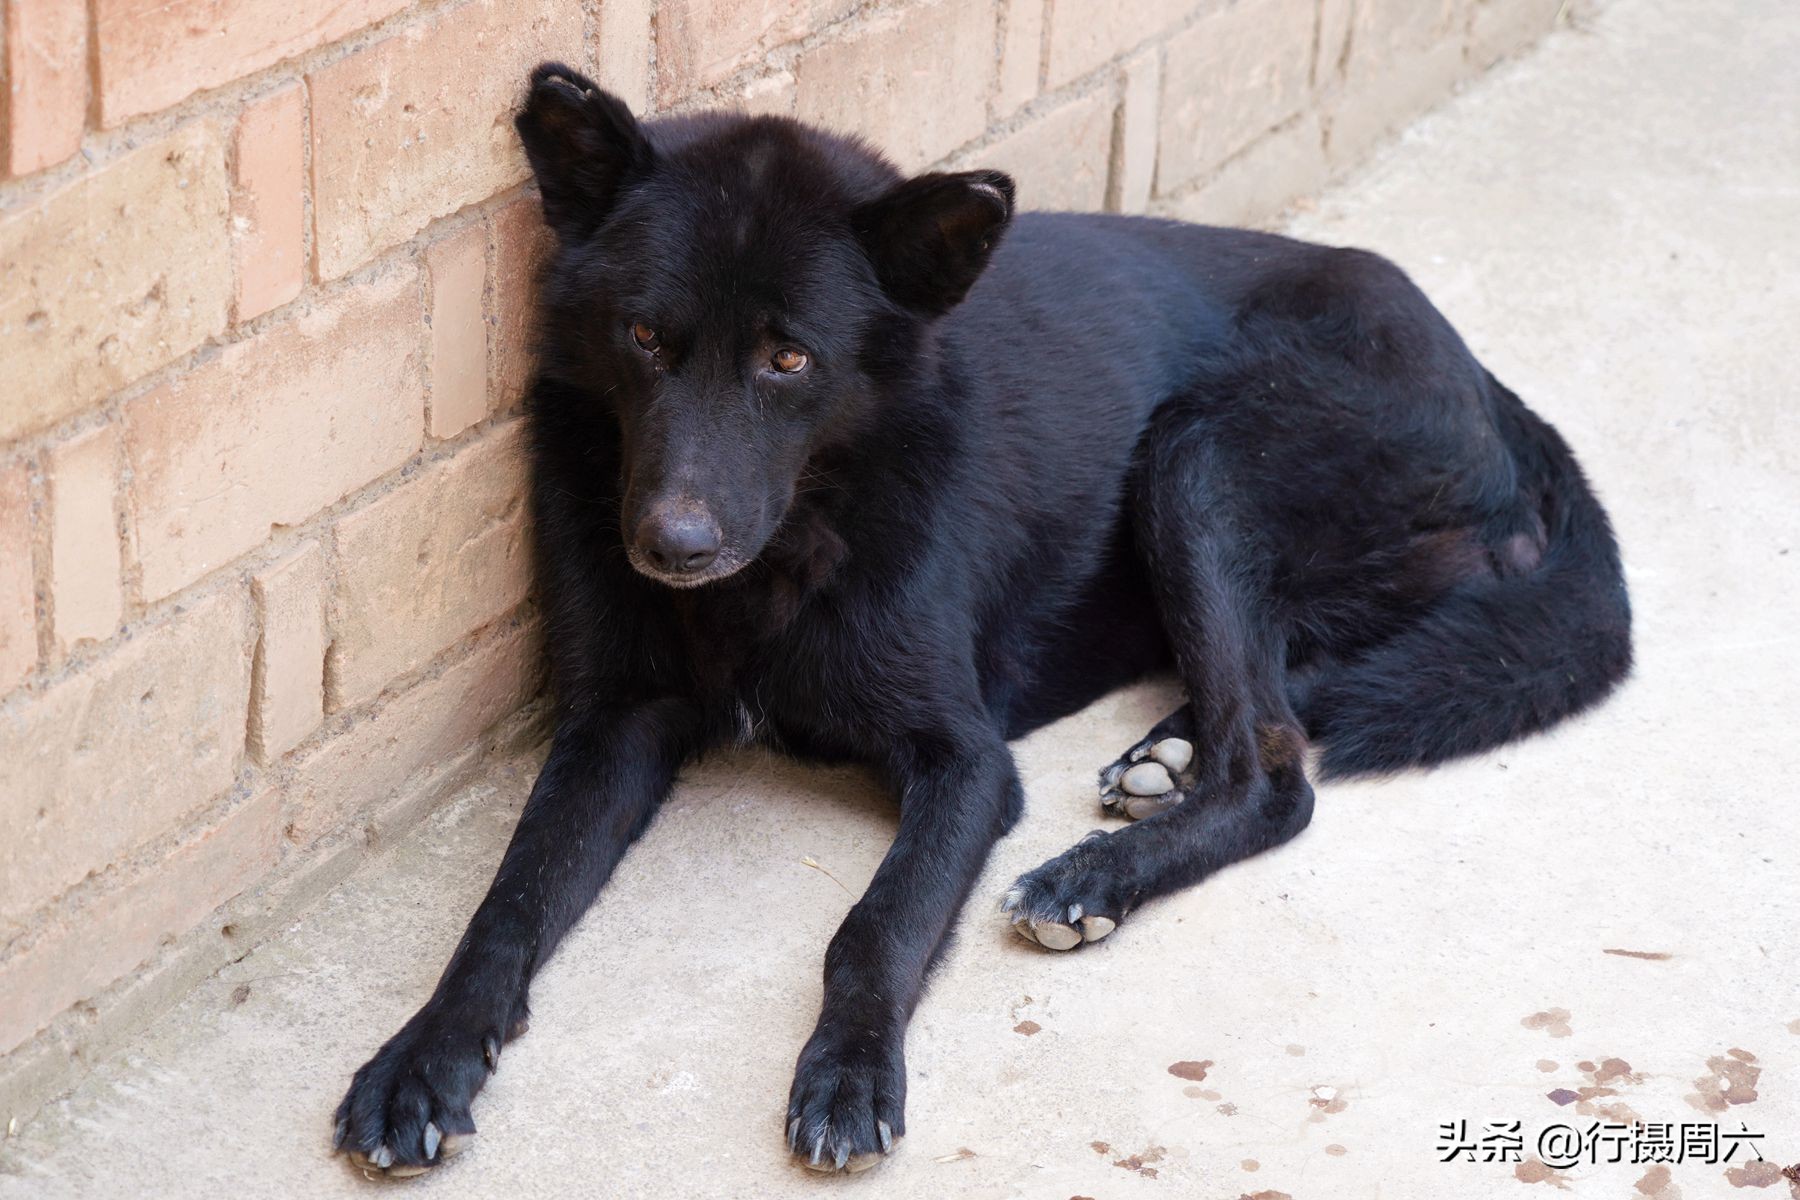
<box><xmin>1306</xmin><ymin>1084</ymin><xmax>1347</xmax><ymax>1123</ymax></box>
<box><xmin>1217</xmin><ymin>1102</ymin><xmax>1239</xmax><ymax>1116</ymax></box>
<box><xmin>1786</xmin><ymin>1019</ymin><xmax>1799</xmax><ymax>1035</ymax></box>
<box><xmin>1239</xmin><ymin>1191</ymin><xmax>1293</xmax><ymax>1200</ymax></box>
<box><xmin>1325</xmin><ymin>1143</ymin><xmax>1347</xmax><ymax>1156</ymax></box>
<box><xmin>1536</xmin><ymin>1059</ymin><xmax>1559</xmax><ymax>1072</ymax></box>
<box><xmin>1547</xmin><ymin>1088</ymin><xmax>1579</xmax><ymax>1105</ymax></box>
<box><xmin>1013</xmin><ymin>1020</ymin><xmax>1041</xmax><ymax>1036</ymax></box>
<box><xmin>1198</xmin><ymin>1089</ymin><xmax>1222</xmax><ymax>1102</ymax></box>
<box><xmin>1515</xmin><ymin>1156</ymin><xmax>1571</xmax><ymax>1189</ymax></box>
<box><xmin>1604</xmin><ymin>948</ymin><xmax>1673</xmax><ymax>960</ymax></box>
<box><xmin>1688</xmin><ymin>1049</ymin><xmax>1761</xmax><ymax>1113</ymax></box>
<box><xmin>1168</xmin><ymin>1059</ymin><xmax>1213</xmax><ymax>1081</ymax></box>
<box><xmin>1182</xmin><ymin>1085</ymin><xmax>1206</xmax><ymax>1099</ymax></box>
<box><xmin>1089</xmin><ymin>1140</ymin><xmax>1111</xmax><ymax>1155</ymax></box>
<box><xmin>1724</xmin><ymin>1160</ymin><xmax>1783</xmax><ymax>1188</ymax></box>
<box><xmin>1634</xmin><ymin>1163</ymin><xmax>1682</xmax><ymax>1199</ymax></box>
<box><xmin>1111</xmin><ymin>1145</ymin><xmax>1166</xmax><ymax>1178</ymax></box>
<box><xmin>1523</xmin><ymin>1008</ymin><xmax>1574</xmax><ymax>1038</ymax></box>
<box><xmin>1285</xmin><ymin>1044</ymin><xmax>1306</xmax><ymax>1057</ymax></box>
<box><xmin>1241</xmin><ymin>1159</ymin><xmax>1260</xmax><ymax>1172</ymax></box>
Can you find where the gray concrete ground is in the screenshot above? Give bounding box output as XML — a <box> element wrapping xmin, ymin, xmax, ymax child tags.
<box><xmin>4</xmin><ymin>0</ymin><xmax>1797</xmax><ymax>1195</ymax></box>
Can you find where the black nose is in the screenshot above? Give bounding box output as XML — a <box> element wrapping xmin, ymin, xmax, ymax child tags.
<box><xmin>636</xmin><ymin>508</ymin><xmax>722</xmax><ymax>575</ymax></box>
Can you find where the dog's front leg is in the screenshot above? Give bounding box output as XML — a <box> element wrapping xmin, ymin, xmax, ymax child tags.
<box><xmin>786</xmin><ymin>728</ymin><xmax>1020</xmax><ymax>1172</ymax></box>
<box><xmin>333</xmin><ymin>699</ymin><xmax>704</xmax><ymax>1176</ymax></box>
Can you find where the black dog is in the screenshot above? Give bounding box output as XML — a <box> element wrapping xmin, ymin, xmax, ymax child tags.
<box><xmin>334</xmin><ymin>63</ymin><xmax>1631</xmax><ymax>1176</ymax></box>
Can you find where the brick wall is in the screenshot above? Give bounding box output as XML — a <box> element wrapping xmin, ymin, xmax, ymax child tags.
<box><xmin>0</xmin><ymin>0</ymin><xmax>1572</xmax><ymax>1124</ymax></box>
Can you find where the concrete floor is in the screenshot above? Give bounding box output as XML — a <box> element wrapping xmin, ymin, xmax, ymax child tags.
<box><xmin>5</xmin><ymin>0</ymin><xmax>1798</xmax><ymax>1195</ymax></box>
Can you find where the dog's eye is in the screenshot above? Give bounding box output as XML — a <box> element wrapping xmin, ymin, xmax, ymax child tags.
<box><xmin>630</xmin><ymin>322</ymin><xmax>661</xmax><ymax>353</ymax></box>
<box><xmin>770</xmin><ymin>347</ymin><xmax>809</xmax><ymax>374</ymax></box>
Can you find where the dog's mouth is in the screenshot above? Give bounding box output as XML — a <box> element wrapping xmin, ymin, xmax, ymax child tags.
<box><xmin>625</xmin><ymin>544</ymin><xmax>755</xmax><ymax>590</ymax></box>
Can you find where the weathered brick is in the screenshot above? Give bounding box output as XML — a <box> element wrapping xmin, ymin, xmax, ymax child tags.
<box><xmin>250</xmin><ymin>543</ymin><xmax>326</xmax><ymax>763</ymax></box>
<box><xmin>793</xmin><ymin>0</ymin><xmax>998</xmax><ymax>173</ymax></box>
<box><xmin>92</xmin><ymin>0</ymin><xmax>410</xmax><ymax>125</ymax></box>
<box><xmin>0</xmin><ymin>788</ymin><xmax>278</xmax><ymax>1055</ymax></box>
<box><xmin>47</xmin><ymin>425</ymin><xmax>123</xmax><ymax>651</ymax></box>
<box><xmin>4</xmin><ymin>0</ymin><xmax>88</xmax><ymax>175</ymax></box>
<box><xmin>1114</xmin><ymin>49</ymin><xmax>1161</xmax><ymax>213</ymax></box>
<box><xmin>655</xmin><ymin>0</ymin><xmax>858</xmax><ymax>102</ymax></box>
<box><xmin>232</xmin><ymin>85</ymin><xmax>306</xmax><ymax>323</ymax></box>
<box><xmin>738</xmin><ymin>71</ymin><xmax>798</xmax><ymax>117</ymax></box>
<box><xmin>1157</xmin><ymin>0</ymin><xmax>1317</xmax><ymax>192</ymax></box>
<box><xmin>1154</xmin><ymin>109</ymin><xmax>1327</xmax><ymax>228</ymax></box>
<box><xmin>1043</xmin><ymin>0</ymin><xmax>1201</xmax><ymax>90</ymax></box>
<box><xmin>597</xmin><ymin>0</ymin><xmax>655</xmax><ymax>113</ymax></box>
<box><xmin>124</xmin><ymin>265</ymin><xmax>424</xmax><ymax>601</ymax></box>
<box><xmin>0</xmin><ymin>589</ymin><xmax>251</xmax><ymax>930</ymax></box>
<box><xmin>995</xmin><ymin>0</ymin><xmax>1046</xmax><ymax>117</ymax></box>
<box><xmin>0</xmin><ymin>463</ymin><xmax>36</xmax><ymax>693</ymax></box>
<box><xmin>328</xmin><ymin>425</ymin><xmax>529</xmax><ymax>710</ymax></box>
<box><xmin>1469</xmin><ymin>0</ymin><xmax>1561</xmax><ymax>69</ymax></box>
<box><xmin>306</xmin><ymin>0</ymin><xmax>583</xmax><ymax>280</ymax></box>
<box><xmin>427</xmin><ymin>224</ymin><xmax>489</xmax><ymax>439</ymax></box>
<box><xmin>288</xmin><ymin>624</ymin><xmax>536</xmax><ymax>844</ymax></box>
<box><xmin>1326</xmin><ymin>0</ymin><xmax>1470</xmax><ymax>169</ymax></box>
<box><xmin>0</xmin><ymin>122</ymin><xmax>230</xmax><ymax>442</ymax></box>
<box><xmin>488</xmin><ymin>196</ymin><xmax>552</xmax><ymax>412</ymax></box>
<box><xmin>965</xmin><ymin>88</ymin><xmax>1116</xmax><ymax>213</ymax></box>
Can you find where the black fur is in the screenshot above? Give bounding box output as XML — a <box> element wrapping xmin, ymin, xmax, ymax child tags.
<box><xmin>333</xmin><ymin>64</ymin><xmax>1631</xmax><ymax>1175</ymax></box>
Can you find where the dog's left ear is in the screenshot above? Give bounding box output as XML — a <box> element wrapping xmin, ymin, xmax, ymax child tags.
<box><xmin>515</xmin><ymin>62</ymin><xmax>654</xmax><ymax>244</ymax></box>
<box><xmin>852</xmin><ymin>170</ymin><xmax>1015</xmax><ymax>316</ymax></box>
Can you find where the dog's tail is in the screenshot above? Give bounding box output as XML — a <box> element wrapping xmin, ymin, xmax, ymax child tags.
<box><xmin>1302</xmin><ymin>377</ymin><xmax>1633</xmax><ymax>778</ymax></box>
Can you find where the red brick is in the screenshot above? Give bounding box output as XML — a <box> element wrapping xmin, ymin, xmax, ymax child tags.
<box><xmin>1326</xmin><ymin>0</ymin><xmax>1470</xmax><ymax>169</ymax></box>
<box><xmin>995</xmin><ymin>0</ymin><xmax>1046</xmax><ymax>117</ymax></box>
<box><xmin>4</xmin><ymin>0</ymin><xmax>88</xmax><ymax>175</ymax></box>
<box><xmin>487</xmin><ymin>196</ymin><xmax>553</xmax><ymax>413</ymax></box>
<box><xmin>1157</xmin><ymin>0</ymin><xmax>1318</xmax><ymax>191</ymax></box>
<box><xmin>306</xmin><ymin>0</ymin><xmax>582</xmax><ymax>280</ymax></box>
<box><xmin>1114</xmin><ymin>49</ymin><xmax>1162</xmax><ymax>212</ymax></box>
<box><xmin>288</xmin><ymin>624</ymin><xmax>536</xmax><ymax>844</ymax></box>
<box><xmin>597</xmin><ymin>0</ymin><xmax>654</xmax><ymax>113</ymax></box>
<box><xmin>0</xmin><ymin>788</ymin><xmax>279</xmax><ymax>1055</ymax></box>
<box><xmin>0</xmin><ymin>590</ymin><xmax>251</xmax><ymax>931</ymax></box>
<box><xmin>232</xmin><ymin>85</ymin><xmax>306</xmax><ymax>322</ymax></box>
<box><xmin>1043</xmin><ymin>0</ymin><xmax>1201</xmax><ymax>90</ymax></box>
<box><xmin>793</xmin><ymin>0</ymin><xmax>999</xmax><ymax>173</ymax></box>
<box><xmin>46</xmin><ymin>424</ymin><xmax>123</xmax><ymax>651</ymax></box>
<box><xmin>427</xmin><ymin>224</ymin><xmax>489</xmax><ymax>439</ymax></box>
<box><xmin>0</xmin><ymin>463</ymin><xmax>36</xmax><ymax>693</ymax></box>
<box><xmin>963</xmin><ymin>88</ymin><xmax>1116</xmax><ymax>213</ymax></box>
<box><xmin>92</xmin><ymin>0</ymin><xmax>410</xmax><ymax>125</ymax></box>
<box><xmin>655</xmin><ymin>0</ymin><xmax>858</xmax><ymax>102</ymax></box>
<box><xmin>0</xmin><ymin>122</ymin><xmax>231</xmax><ymax>442</ymax></box>
<box><xmin>250</xmin><ymin>543</ymin><xmax>326</xmax><ymax>763</ymax></box>
<box><xmin>328</xmin><ymin>426</ymin><xmax>529</xmax><ymax>710</ymax></box>
<box><xmin>1469</xmin><ymin>0</ymin><xmax>1561</xmax><ymax>69</ymax></box>
<box><xmin>1155</xmin><ymin>109</ymin><xmax>1328</xmax><ymax>228</ymax></box>
<box><xmin>123</xmin><ymin>265</ymin><xmax>424</xmax><ymax>601</ymax></box>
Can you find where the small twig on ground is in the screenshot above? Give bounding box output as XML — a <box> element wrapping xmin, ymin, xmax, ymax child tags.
<box><xmin>800</xmin><ymin>856</ymin><xmax>854</xmax><ymax>896</ymax></box>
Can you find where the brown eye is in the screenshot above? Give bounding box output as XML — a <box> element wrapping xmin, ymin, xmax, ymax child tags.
<box><xmin>630</xmin><ymin>322</ymin><xmax>660</xmax><ymax>353</ymax></box>
<box><xmin>770</xmin><ymin>347</ymin><xmax>809</xmax><ymax>374</ymax></box>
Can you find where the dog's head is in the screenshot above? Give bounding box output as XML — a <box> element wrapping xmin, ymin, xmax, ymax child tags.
<box><xmin>515</xmin><ymin>63</ymin><xmax>1014</xmax><ymax>589</ymax></box>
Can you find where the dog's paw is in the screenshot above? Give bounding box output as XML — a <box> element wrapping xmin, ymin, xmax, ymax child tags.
<box><xmin>786</xmin><ymin>1028</ymin><xmax>904</xmax><ymax>1173</ymax></box>
<box><xmin>1098</xmin><ymin>734</ymin><xmax>1194</xmax><ymax>820</ymax></box>
<box><xmin>334</xmin><ymin>1008</ymin><xmax>519</xmax><ymax>1177</ymax></box>
<box><xmin>1002</xmin><ymin>832</ymin><xmax>1131</xmax><ymax>951</ymax></box>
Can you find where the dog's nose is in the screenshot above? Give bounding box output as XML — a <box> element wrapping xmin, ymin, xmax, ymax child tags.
<box><xmin>636</xmin><ymin>507</ymin><xmax>722</xmax><ymax>575</ymax></box>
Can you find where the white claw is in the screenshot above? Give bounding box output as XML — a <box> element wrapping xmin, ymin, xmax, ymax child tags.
<box><xmin>1012</xmin><ymin>920</ymin><xmax>1041</xmax><ymax>945</ymax></box>
<box><xmin>423</xmin><ymin>1122</ymin><xmax>441</xmax><ymax>1160</ymax></box>
<box><xmin>386</xmin><ymin>1163</ymin><xmax>429</xmax><ymax>1178</ymax></box>
<box><xmin>1150</xmin><ymin>737</ymin><xmax>1194</xmax><ymax>773</ymax></box>
<box><xmin>878</xmin><ymin>1120</ymin><xmax>893</xmax><ymax>1153</ymax></box>
<box><xmin>1080</xmin><ymin>915</ymin><xmax>1117</xmax><ymax>942</ymax></box>
<box><xmin>1031</xmin><ymin>921</ymin><xmax>1081</xmax><ymax>951</ymax></box>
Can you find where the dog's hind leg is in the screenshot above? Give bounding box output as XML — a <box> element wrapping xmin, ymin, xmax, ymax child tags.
<box><xmin>1004</xmin><ymin>415</ymin><xmax>1314</xmax><ymax>948</ymax></box>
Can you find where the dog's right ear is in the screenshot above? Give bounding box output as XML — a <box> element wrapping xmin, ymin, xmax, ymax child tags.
<box><xmin>515</xmin><ymin>62</ymin><xmax>653</xmax><ymax>244</ymax></box>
